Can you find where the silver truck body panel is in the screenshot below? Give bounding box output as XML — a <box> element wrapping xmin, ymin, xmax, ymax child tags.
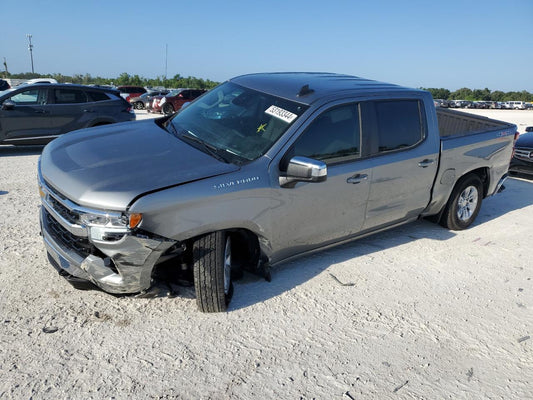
<box><xmin>38</xmin><ymin>73</ymin><xmax>516</xmax><ymax>294</ymax></box>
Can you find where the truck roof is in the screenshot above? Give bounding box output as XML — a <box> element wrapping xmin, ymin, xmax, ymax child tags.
<box><xmin>230</xmin><ymin>72</ymin><xmax>423</xmax><ymax>105</ymax></box>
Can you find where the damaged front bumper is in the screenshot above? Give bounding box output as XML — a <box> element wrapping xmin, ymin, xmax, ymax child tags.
<box><xmin>39</xmin><ymin>175</ymin><xmax>176</xmax><ymax>294</ymax></box>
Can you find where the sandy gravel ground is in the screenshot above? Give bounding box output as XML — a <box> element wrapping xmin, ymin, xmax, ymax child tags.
<box><xmin>0</xmin><ymin>110</ymin><xmax>532</xmax><ymax>399</ymax></box>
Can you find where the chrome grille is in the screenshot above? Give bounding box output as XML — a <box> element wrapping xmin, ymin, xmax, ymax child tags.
<box><xmin>514</xmin><ymin>148</ymin><xmax>533</xmax><ymax>161</ymax></box>
<box><xmin>44</xmin><ymin>209</ymin><xmax>94</xmax><ymax>258</ymax></box>
<box><xmin>47</xmin><ymin>194</ymin><xmax>79</xmax><ymax>224</ymax></box>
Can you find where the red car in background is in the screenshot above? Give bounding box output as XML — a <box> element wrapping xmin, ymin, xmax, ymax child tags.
<box><xmin>149</xmin><ymin>88</ymin><xmax>207</xmax><ymax>115</ymax></box>
<box><xmin>117</xmin><ymin>86</ymin><xmax>147</xmax><ymax>103</ymax></box>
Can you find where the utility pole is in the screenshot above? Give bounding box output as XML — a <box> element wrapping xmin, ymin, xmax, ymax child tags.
<box><xmin>27</xmin><ymin>34</ymin><xmax>34</xmax><ymax>74</ymax></box>
<box><xmin>3</xmin><ymin>57</ymin><xmax>8</xmax><ymax>76</ymax></box>
<box><xmin>165</xmin><ymin>43</ymin><xmax>168</xmax><ymax>80</ymax></box>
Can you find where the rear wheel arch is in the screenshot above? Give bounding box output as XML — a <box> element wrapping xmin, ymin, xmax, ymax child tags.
<box><xmin>439</xmin><ymin>172</ymin><xmax>485</xmax><ymax>230</ymax></box>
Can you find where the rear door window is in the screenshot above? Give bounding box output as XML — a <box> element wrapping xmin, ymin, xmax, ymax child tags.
<box><xmin>362</xmin><ymin>100</ymin><xmax>425</xmax><ymax>155</ymax></box>
<box><xmin>54</xmin><ymin>89</ymin><xmax>88</xmax><ymax>104</ymax></box>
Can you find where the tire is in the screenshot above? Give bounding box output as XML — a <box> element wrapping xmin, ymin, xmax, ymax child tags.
<box><xmin>193</xmin><ymin>231</ymin><xmax>233</xmax><ymax>313</ymax></box>
<box><xmin>162</xmin><ymin>103</ymin><xmax>174</xmax><ymax>115</ymax></box>
<box><xmin>134</xmin><ymin>102</ymin><xmax>144</xmax><ymax>110</ymax></box>
<box><xmin>440</xmin><ymin>174</ymin><xmax>483</xmax><ymax>230</ymax></box>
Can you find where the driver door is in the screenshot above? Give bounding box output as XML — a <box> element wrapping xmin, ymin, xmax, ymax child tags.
<box><xmin>269</xmin><ymin>102</ymin><xmax>372</xmax><ymax>261</ymax></box>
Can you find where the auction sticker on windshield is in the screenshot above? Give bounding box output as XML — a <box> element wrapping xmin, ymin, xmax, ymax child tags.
<box><xmin>265</xmin><ymin>105</ymin><xmax>297</xmax><ymax>123</ymax></box>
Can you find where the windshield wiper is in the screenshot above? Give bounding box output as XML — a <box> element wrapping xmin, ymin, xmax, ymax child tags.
<box><xmin>178</xmin><ymin>131</ymin><xmax>230</xmax><ymax>163</ymax></box>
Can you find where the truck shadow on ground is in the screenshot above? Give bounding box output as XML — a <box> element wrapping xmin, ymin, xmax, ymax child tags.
<box><xmin>230</xmin><ymin>177</ymin><xmax>533</xmax><ymax>311</ymax></box>
<box><xmin>0</xmin><ymin>145</ymin><xmax>45</xmax><ymax>157</ymax></box>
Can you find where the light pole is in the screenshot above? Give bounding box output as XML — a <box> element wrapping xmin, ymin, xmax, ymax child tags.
<box><xmin>165</xmin><ymin>43</ymin><xmax>168</xmax><ymax>80</ymax></box>
<box><xmin>27</xmin><ymin>34</ymin><xmax>34</xmax><ymax>74</ymax></box>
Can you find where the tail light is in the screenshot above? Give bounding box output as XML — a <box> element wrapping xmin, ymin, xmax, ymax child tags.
<box><xmin>511</xmin><ymin>131</ymin><xmax>520</xmax><ymax>160</ymax></box>
<box><xmin>126</xmin><ymin>105</ymin><xmax>134</xmax><ymax>114</ymax></box>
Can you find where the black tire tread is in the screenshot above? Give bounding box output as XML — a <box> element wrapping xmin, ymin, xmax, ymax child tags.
<box><xmin>193</xmin><ymin>231</ymin><xmax>227</xmax><ymax>313</ymax></box>
<box><xmin>440</xmin><ymin>174</ymin><xmax>483</xmax><ymax>231</ymax></box>
<box><xmin>162</xmin><ymin>103</ymin><xmax>174</xmax><ymax>115</ymax></box>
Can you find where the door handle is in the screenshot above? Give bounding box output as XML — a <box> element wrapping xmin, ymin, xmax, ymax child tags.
<box><xmin>83</xmin><ymin>109</ymin><xmax>96</xmax><ymax>113</ymax></box>
<box><xmin>34</xmin><ymin>109</ymin><xmax>49</xmax><ymax>114</ymax></box>
<box><xmin>347</xmin><ymin>174</ymin><xmax>368</xmax><ymax>184</ymax></box>
<box><xmin>418</xmin><ymin>159</ymin><xmax>435</xmax><ymax>168</ymax></box>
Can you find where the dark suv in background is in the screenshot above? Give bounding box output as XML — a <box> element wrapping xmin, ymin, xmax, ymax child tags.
<box><xmin>0</xmin><ymin>83</ymin><xmax>135</xmax><ymax>145</ymax></box>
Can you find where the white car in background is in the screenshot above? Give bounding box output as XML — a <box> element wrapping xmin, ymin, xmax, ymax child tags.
<box><xmin>22</xmin><ymin>78</ymin><xmax>58</xmax><ymax>85</ymax></box>
<box><xmin>508</xmin><ymin>101</ymin><xmax>527</xmax><ymax>110</ymax></box>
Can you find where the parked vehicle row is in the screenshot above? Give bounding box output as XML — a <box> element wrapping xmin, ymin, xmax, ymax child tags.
<box><xmin>129</xmin><ymin>90</ymin><xmax>170</xmax><ymax>110</ymax></box>
<box><xmin>435</xmin><ymin>99</ymin><xmax>532</xmax><ymax>110</ymax></box>
<box><xmin>147</xmin><ymin>88</ymin><xmax>207</xmax><ymax>115</ymax></box>
<box><xmin>117</xmin><ymin>85</ymin><xmax>147</xmax><ymax>103</ymax></box>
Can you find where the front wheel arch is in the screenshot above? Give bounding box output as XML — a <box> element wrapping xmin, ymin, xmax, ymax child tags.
<box><xmin>191</xmin><ymin>229</ymin><xmax>260</xmax><ymax>313</ymax></box>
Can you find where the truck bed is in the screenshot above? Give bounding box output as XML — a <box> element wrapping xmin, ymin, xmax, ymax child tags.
<box><xmin>436</xmin><ymin>108</ymin><xmax>514</xmax><ymax>138</ymax></box>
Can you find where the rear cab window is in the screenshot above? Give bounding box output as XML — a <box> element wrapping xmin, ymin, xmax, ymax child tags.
<box><xmin>361</xmin><ymin>99</ymin><xmax>426</xmax><ymax>156</ymax></box>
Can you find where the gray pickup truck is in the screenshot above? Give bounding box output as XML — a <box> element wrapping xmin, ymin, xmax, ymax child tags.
<box><xmin>38</xmin><ymin>73</ymin><xmax>517</xmax><ymax>312</ymax></box>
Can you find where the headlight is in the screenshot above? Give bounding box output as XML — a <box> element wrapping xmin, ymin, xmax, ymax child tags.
<box><xmin>79</xmin><ymin>212</ymin><xmax>142</xmax><ymax>229</ymax></box>
<box><xmin>79</xmin><ymin>212</ymin><xmax>127</xmax><ymax>228</ymax></box>
<box><xmin>80</xmin><ymin>211</ymin><xmax>143</xmax><ymax>242</ymax></box>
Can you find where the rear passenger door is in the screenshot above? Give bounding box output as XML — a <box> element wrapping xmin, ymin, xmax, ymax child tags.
<box><xmin>360</xmin><ymin>99</ymin><xmax>439</xmax><ymax>230</ymax></box>
<box><xmin>47</xmin><ymin>88</ymin><xmax>90</xmax><ymax>135</ymax></box>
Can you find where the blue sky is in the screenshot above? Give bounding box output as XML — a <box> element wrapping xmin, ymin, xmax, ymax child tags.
<box><xmin>1</xmin><ymin>0</ymin><xmax>532</xmax><ymax>91</ymax></box>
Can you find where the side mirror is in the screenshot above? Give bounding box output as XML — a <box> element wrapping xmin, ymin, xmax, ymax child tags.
<box><xmin>2</xmin><ymin>100</ymin><xmax>15</xmax><ymax>111</ymax></box>
<box><xmin>280</xmin><ymin>156</ymin><xmax>327</xmax><ymax>188</ymax></box>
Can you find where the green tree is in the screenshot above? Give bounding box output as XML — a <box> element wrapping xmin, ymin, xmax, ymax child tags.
<box><xmin>450</xmin><ymin>88</ymin><xmax>474</xmax><ymax>100</ymax></box>
<box><xmin>490</xmin><ymin>91</ymin><xmax>505</xmax><ymax>102</ymax></box>
<box><xmin>424</xmin><ymin>88</ymin><xmax>451</xmax><ymax>99</ymax></box>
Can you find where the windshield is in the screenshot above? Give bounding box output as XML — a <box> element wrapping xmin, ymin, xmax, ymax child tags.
<box><xmin>168</xmin><ymin>82</ymin><xmax>308</xmax><ymax>162</ymax></box>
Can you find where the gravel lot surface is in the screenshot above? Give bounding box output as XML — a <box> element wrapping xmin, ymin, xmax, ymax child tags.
<box><xmin>0</xmin><ymin>110</ymin><xmax>532</xmax><ymax>399</ymax></box>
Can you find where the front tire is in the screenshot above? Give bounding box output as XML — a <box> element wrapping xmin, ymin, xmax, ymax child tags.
<box><xmin>440</xmin><ymin>174</ymin><xmax>483</xmax><ymax>230</ymax></box>
<box><xmin>162</xmin><ymin>103</ymin><xmax>174</xmax><ymax>115</ymax></box>
<box><xmin>193</xmin><ymin>232</ymin><xmax>233</xmax><ymax>313</ymax></box>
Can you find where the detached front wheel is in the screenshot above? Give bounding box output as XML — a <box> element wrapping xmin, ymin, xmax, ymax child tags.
<box><xmin>193</xmin><ymin>231</ymin><xmax>233</xmax><ymax>313</ymax></box>
<box><xmin>440</xmin><ymin>174</ymin><xmax>483</xmax><ymax>230</ymax></box>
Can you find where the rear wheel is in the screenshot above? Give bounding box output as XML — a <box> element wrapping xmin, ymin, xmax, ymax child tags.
<box><xmin>193</xmin><ymin>231</ymin><xmax>233</xmax><ymax>313</ymax></box>
<box><xmin>440</xmin><ymin>174</ymin><xmax>483</xmax><ymax>230</ymax></box>
<box><xmin>162</xmin><ymin>103</ymin><xmax>175</xmax><ymax>115</ymax></box>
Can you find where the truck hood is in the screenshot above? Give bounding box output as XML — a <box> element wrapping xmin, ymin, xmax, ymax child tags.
<box><xmin>40</xmin><ymin>120</ymin><xmax>240</xmax><ymax>210</ymax></box>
